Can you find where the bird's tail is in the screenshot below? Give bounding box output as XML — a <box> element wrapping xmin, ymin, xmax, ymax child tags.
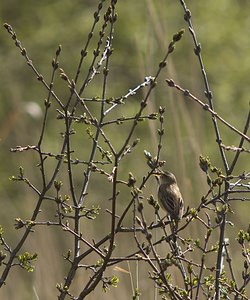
<box><xmin>169</xmin><ymin>220</ymin><xmax>187</xmax><ymax>282</ymax></box>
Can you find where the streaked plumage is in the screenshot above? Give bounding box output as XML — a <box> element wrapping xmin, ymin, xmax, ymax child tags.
<box><xmin>157</xmin><ymin>171</ymin><xmax>184</xmax><ymax>221</ymax></box>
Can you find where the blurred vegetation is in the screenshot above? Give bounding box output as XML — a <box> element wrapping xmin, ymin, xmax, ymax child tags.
<box><xmin>0</xmin><ymin>0</ymin><xmax>250</xmax><ymax>299</ymax></box>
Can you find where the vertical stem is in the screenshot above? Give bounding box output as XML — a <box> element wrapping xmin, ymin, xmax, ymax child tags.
<box><xmin>214</xmin><ymin>182</ymin><xmax>229</xmax><ymax>300</ymax></box>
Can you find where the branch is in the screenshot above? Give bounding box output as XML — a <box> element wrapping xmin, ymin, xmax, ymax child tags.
<box><xmin>166</xmin><ymin>79</ymin><xmax>250</xmax><ymax>143</ymax></box>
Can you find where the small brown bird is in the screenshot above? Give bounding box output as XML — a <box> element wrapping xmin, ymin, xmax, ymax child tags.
<box><xmin>156</xmin><ymin>171</ymin><xmax>184</xmax><ymax>221</ymax></box>
<box><xmin>156</xmin><ymin>171</ymin><xmax>186</xmax><ymax>264</ymax></box>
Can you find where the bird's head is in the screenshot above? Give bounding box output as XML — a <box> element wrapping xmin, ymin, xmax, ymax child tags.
<box><xmin>153</xmin><ymin>170</ymin><xmax>177</xmax><ymax>185</ymax></box>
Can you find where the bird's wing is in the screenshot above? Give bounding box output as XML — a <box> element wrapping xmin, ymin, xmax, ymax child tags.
<box><xmin>158</xmin><ymin>184</ymin><xmax>177</xmax><ymax>219</ymax></box>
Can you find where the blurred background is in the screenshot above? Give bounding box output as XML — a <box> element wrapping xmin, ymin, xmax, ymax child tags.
<box><xmin>1</xmin><ymin>0</ymin><xmax>250</xmax><ymax>299</ymax></box>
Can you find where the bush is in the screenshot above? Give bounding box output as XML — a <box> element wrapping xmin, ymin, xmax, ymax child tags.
<box><xmin>1</xmin><ymin>1</ymin><xmax>249</xmax><ymax>299</ymax></box>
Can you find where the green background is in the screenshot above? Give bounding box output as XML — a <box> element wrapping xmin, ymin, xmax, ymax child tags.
<box><xmin>0</xmin><ymin>1</ymin><xmax>249</xmax><ymax>299</ymax></box>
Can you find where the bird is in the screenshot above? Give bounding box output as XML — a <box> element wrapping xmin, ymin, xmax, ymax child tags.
<box><xmin>156</xmin><ymin>171</ymin><xmax>184</xmax><ymax>222</ymax></box>
<box><xmin>155</xmin><ymin>170</ymin><xmax>187</xmax><ymax>279</ymax></box>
